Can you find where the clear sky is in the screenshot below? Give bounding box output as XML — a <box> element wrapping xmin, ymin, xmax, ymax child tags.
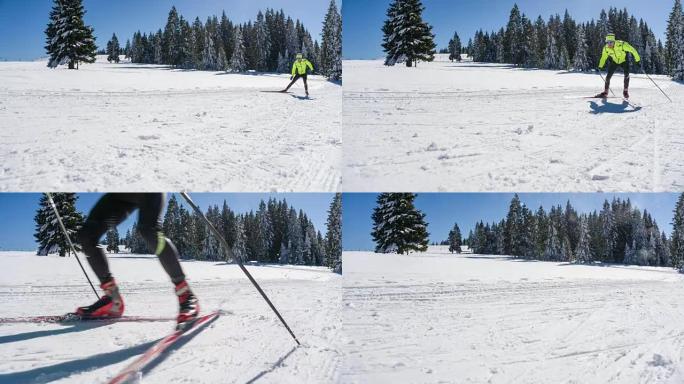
<box><xmin>0</xmin><ymin>193</ymin><xmax>333</xmax><ymax>251</ymax></box>
<box><xmin>0</xmin><ymin>0</ymin><xmax>334</xmax><ymax>61</ymax></box>
<box><xmin>343</xmin><ymin>0</ymin><xmax>673</xmax><ymax>59</ymax></box>
<box><xmin>343</xmin><ymin>193</ymin><xmax>682</xmax><ymax>251</ymax></box>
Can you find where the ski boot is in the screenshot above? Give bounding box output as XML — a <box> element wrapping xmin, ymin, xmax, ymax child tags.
<box><xmin>175</xmin><ymin>280</ymin><xmax>200</xmax><ymax>330</ymax></box>
<box><xmin>75</xmin><ymin>279</ymin><xmax>124</xmax><ymax>319</ymax></box>
<box><xmin>595</xmin><ymin>90</ymin><xmax>609</xmax><ymax>98</ymax></box>
<box><xmin>623</xmin><ymin>89</ymin><xmax>629</xmax><ymax>99</ymax></box>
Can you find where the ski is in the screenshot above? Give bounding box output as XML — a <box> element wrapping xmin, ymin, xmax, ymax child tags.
<box><xmin>0</xmin><ymin>314</ymin><xmax>175</xmax><ymax>324</ymax></box>
<box><xmin>260</xmin><ymin>90</ymin><xmax>290</xmax><ymax>93</ymax></box>
<box><xmin>106</xmin><ymin>311</ymin><xmax>220</xmax><ymax>384</ymax></box>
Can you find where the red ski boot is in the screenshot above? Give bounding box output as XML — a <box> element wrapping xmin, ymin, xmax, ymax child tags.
<box><xmin>76</xmin><ymin>280</ymin><xmax>124</xmax><ymax>319</ymax></box>
<box><xmin>175</xmin><ymin>280</ymin><xmax>200</xmax><ymax>329</ymax></box>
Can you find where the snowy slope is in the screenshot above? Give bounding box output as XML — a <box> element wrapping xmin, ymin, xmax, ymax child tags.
<box><xmin>342</xmin><ymin>247</ymin><xmax>684</xmax><ymax>384</ymax></box>
<box><xmin>343</xmin><ymin>60</ymin><xmax>684</xmax><ymax>192</ymax></box>
<box><xmin>0</xmin><ymin>252</ymin><xmax>341</xmax><ymax>383</ymax></box>
<box><xmin>0</xmin><ymin>57</ymin><xmax>341</xmax><ymax>192</ymax></box>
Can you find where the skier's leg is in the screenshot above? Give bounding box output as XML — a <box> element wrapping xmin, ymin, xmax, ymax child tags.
<box><xmin>136</xmin><ymin>194</ymin><xmax>198</xmax><ymax>325</ymax></box>
<box><xmin>623</xmin><ymin>61</ymin><xmax>630</xmax><ymax>90</ymax></box>
<box><xmin>284</xmin><ymin>74</ymin><xmax>301</xmax><ymax>91</ymax></box>
<box><xmin>78</xmin><ymin>194</ymin><xmax>136</xmax><ymax>284</ymax></box>
<box><xmin>303</xmin><ymin>74</ymin><xmax>309</xmax><ymax>95</ymax></box>
<box><xmin>136</xmin><ymin>193</ymin><xmax>185</xmax><ymax>284</ymax></box>
<box><xmin>605</xmin><ymin>60</ymin><xmax>617</xmax><ymax>91</ymax></box>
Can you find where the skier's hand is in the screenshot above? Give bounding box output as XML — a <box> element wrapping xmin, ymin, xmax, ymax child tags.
<box><xmin>290</xmin><ymin>76</ymin><xmax>293</xmax><ymax>80</ymax></box>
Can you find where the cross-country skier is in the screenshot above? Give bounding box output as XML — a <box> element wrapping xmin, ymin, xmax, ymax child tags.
<box><xmin>75</xmin><ymin>193</ymin><xmax>199</xmax><ymax>328</ymax></box>
<box><xmin>281</xmin><ymin>53</ymin><xmax>314</xmax><ymax>96</ymax></box>
<box><xmin>596</xmin><ymin>33</ymin><xmax>641</xmax><ymax>99</ymax></box>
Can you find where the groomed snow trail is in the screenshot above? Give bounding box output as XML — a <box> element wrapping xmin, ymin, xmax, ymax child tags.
<box><xmin>0</xmin><ymin>58</ymin><xmax>341</xmax><ymax>192</ymax></box>
<box><xmin>0</xmin><ymin>253</ymin><xmax>341</xmax><ymax>383</ymax></box>
<box><xmin>343</xmin><ymin>58</ymin><xmax>684</xmax><ymax>192</ymax></box>
<box><xmin>343</xmin><ymin>247</ymin><xmax>684</xmax><ymax>384</ymax></box>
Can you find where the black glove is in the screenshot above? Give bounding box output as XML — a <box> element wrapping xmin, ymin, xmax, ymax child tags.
<box><xmin>290</xmin><ymin>76</ymin><xmax>293</xmax><ymax>80</ymax></box>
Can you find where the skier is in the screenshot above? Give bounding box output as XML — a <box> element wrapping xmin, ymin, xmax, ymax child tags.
<box><xmin>596</xmin><ymin>33</ymin><xmax>641</xmax><ymax>99</ymax></box>
<box><xmin>281</xmin><ymin>53</ymin><xmax>314</xmax><ymax>96</ymax></box>
<box><xmin>75</xmin><ymin>193</ymin><xmax>200</xmax><ymax>328</ymax></box>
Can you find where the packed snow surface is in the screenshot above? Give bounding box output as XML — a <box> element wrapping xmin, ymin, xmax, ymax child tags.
<box><xmin>342</xmin><ymin>246</ymin><xmax>684</xmax><ymax>384</ymax></box>
<box><xmin>0</xmin><ymin>252</ymin><xmax>341</xmax><ymax>383</ymax></box>
<box><xmin>343</xmin><ymin>58</ymin><xmax>684</xmax><ymax>192</ymax></box>
<box><xmin>0</xmin><ymin>57</ymin><xmax>341</xmax><ymax>192</ymax></box>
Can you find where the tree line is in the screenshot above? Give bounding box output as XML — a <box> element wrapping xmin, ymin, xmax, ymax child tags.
<box><xmin>112</xmin><ymin>1</ymin><xmax>341</xmax><ymax>80</ymax></box>
<box><xmin>34</xmin><ymin>193</ymin><xmax>342</xmax><ymax>272</ymax></box>
<box><xmin>464</xmin><ymin>2</ymin><xmax>684</xmax><ymax>79</ymax></box>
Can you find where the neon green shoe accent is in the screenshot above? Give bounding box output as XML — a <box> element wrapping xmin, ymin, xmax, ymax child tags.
<box><xmin>155</xmin><ymin>232</ymin><xmax>166</xmax><ymax>255</ymax></box>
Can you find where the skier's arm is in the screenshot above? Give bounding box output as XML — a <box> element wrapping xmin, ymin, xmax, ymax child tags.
<box><xmin>598</xmin><ymin>47</ymin><xmax>609</xmax><ymax>69</ymax></box>
<box><xmin>306</xmin><ymin>60</ymin><xmax>314</xmax><ymax>73</ymax></box>
<box><xmin>291</xmin><ymin>63</ymin><xmax>296</xmax><ymax>77</ymax></box>
<box><xmin>624</xmin><ymin>42</ymin><xmax>641</xmax><ymax>63</ymax></box>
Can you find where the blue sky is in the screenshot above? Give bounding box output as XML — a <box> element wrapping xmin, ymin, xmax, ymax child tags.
<box><xmin>343</xmin><ymin>0</ymin><xmax>672</xmax><ymax>59</ymax></box>
<box><xmin>0</xmin><ymin>193</ymin><xmax>334</xmax><ymax>251</ymax></box>
<box><xmin>343</xmin><ymin>193</ymin><xmax>681</xmax><ymax>251</ymax></box>
<box><xmin>0</xmin><ymin>0</ymin><xmax>334</xmax><ymax>61</ymax></box>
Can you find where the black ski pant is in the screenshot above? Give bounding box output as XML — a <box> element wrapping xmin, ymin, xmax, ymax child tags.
<box><xmin>605</xmin><ymin>59</ymin><xmax>630</xmax><ymax>90</ymax></box>
<box><xmin>285</xmin><ymin>73</ymin><xmax>308</xmax><ymax>93</ymax></box>
<box><xmin>78</xmin><ymin>193</ymin><xmax>186</xmax><ymax>286</ymax></box>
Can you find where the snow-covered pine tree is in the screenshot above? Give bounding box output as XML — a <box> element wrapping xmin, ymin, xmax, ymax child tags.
<box><xmin>382</xmin><ymin>0</ymin><xmax>436</xmax><ymax>67</ymax></box>
<box><xmin>666</xmin><ymin>0</ymin><xmax>684</xmax><ymax>80</ymax></box>
<box><xmin>106</xmin><ymin>226</ymin><xmax>119</xmax><ymax>253</ymax></box>
<box><xmin>34</xmin><ymin>193</ymin><xmax>83</xmax><ymax>256</ymax></box>
<box><xmin>106</xmin><ymin>33</ymin><xmax>120</xmax><ymax>63</ymax></box>
<box><xmin>671</xmin><ymin>193</ymin><xmax>684</xmax><ymax>271</ymax></box>
<box><xmin>573</xmin><ymin>25</ymin><xmax>590</xmax><ymax>71</ymax></box>
<box><xmin>503</xmin><ymin>4</ymin><xmax>523</xmax><ymax>65</ymax></box>
<box><xmin>45</xmin><ymin>0</ymin><xmax>97</xmax><ymax>69</ymax></box>
<box><xmin>448</xmin><ymin>31</ymin><xmax>462</xmax><ymax>62</ymax></box>
<box><xmin>202</xmin><ymin>31</ymin><xmax>218</xmax><ymax>70</ymax></box>
<box><xmin>321</xmin><ymin>0</ymin><xmax>342</xmax><ymax>80</ymax></box>
<box><xmin>575</xmin><ymin>216</ymin><xmax>592</xmax><ymax>263</ymax></box>
<box><xmin>371</xmin><ymin>193</ymin><xmax>429</xmax><ymax>254</ymax></box>
<box><xmin>448</xmin><ymin>223</ymin><xmax>462</xmax><ymax>253</ymax></box>
<box><xmin>232</xmin><ymin>218</ymin><xmax>247</xmax><ymax>263</ymax></box>
<box><xmin>230</xmin><ymin>26</ymin><xmax>247</xmax><ymax>72</ymax></box>
<box><xmin>544</xmin><ymin>31</ymin><xmax>560</xmax><ymax>69</ymax></box>
<box><xmin>325</xmin><ymin>193</ymin><xmax>342</xmax><ymax>272</ymax></box>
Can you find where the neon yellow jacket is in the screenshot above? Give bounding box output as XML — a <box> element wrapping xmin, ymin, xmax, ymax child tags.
<box><xmin>291</xmin><ymin>59</ymin><xmax>314</xmax><ymax>76</ymax></box>
<box><xmin>599</xmin><ymin>41</ymin><xmax>641</xmax><ymax>68</ymax></box>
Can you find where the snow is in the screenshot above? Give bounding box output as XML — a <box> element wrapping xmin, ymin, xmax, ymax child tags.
<box><xmin>0</xmin><ymin>56</ymin><xmax>341</xmax><ymax>192</ymax></box>
<box><xmin>0</xmin><ymin>252</ymin><xmax>341</xmax><ymax>383</ymax></box>
<box><xmin>342</xmin><ymin>246</ymin><xmax>684</xmax><ymax>383</ymax></box>
<box><xmin>343</xmin><ymin>58</ymin><xmax>684</xmax><ymax>192</ymax></box>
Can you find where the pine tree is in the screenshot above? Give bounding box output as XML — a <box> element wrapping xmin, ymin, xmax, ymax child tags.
<box><xmin>666</xmin><ymin>0</ymin><xmax>684</xmax><ymax>80</ymax></box>
<box><xmin>106</xmin><ymin>33</ymin><xmax>121</xmax><ymax>63</ymax></box>
<box><xmin>321</xmin><ymin>0</ymin><xmax>342</xmax><ymax>80</ymax></box>
<box><xmin>575</xmin><ymin>216</ymin><xmax>592</xmax><ymax>263</ymax></box>
<box><xmin>230</xmin><ymin>27</ymin><xmax>247</xmax><ymax>72</ymax></box>
<box><xmin>504</xmin><ymin>4</ymin><xmax>523</xmax><ymax>64</ymax></box>
<box><xmin>573</xmin><ymin>25</ymin><xmax>589</xmax><ymax>71</ymax></box>
<box><xmin>34</xmin><ymin>193</ymin><xmax>83</xmax><ymax>256</ymax></box>
<box><xmin>325</xmin><ymin>193</ymin><xmax>342</xmax><ymax>272</ymax></box>
<box><xmin>448</xmin><ymin>223</ymin><xmax>462</xmax><ymax>253</ymax></box>
<box><xmin>371</xmin><ymin>193</ymin><xmax>429</xmax><ymax>254</ymax></box>
<box><xmin>672</xmin><ymin>193</ymin><xmax>684</xmax><ymax>271</ymax></box>
<box><xmin>448</xmin><ymin>31</ymin><xmax>462</xmax><ymax>62</ymax></box>
<box><xmin>106</xmin><ymin>226</ymin><xmax>119</xmax><ymax>253</ymax></box>
<box><xmin>382</xmin><ymin>0</ymin><xmax>436</xmax><ymax>67</ymax></box>
<box><xmin>45</xmin><ymin>0</ymin><xmax>97</xmax><ymax>69</ymax></box>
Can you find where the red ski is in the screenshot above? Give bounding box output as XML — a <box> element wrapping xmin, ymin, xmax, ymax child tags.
<box><xmin>107</xmin><ymin>311</ymin><xmax>220</xmax><ymax>384</ymax></box>
<box><xmin>0</xmin><ymin>314</ymin><xmax>174</xmax><ymax>324</ymax></box>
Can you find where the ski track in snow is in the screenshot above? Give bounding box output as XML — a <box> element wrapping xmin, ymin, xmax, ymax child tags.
<box><xmin>0</xmin><ymin>58</ymin><xmax>341</xmax><ymax>192</ymax></box>
<box><xmin>0</xmin><ymin>253</ymin><xmax>342</xmax><ymax>383</ymax></box>
<box><xmin>342</xmin><ymin>248</ymin><xmax>684</xmax><ymax>384</ymax></box>
<box><xmin>343</xmin><ymin>58</ymin><xmax>684</xmax><ymax>192</ymax></box>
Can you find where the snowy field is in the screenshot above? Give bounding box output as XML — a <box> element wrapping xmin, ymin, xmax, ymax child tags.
<box><xmin>343</xmin><ymin>246</ymin><xmax>684</xmax><ymax>384</ymax></box>
<box><xmin>0</xmin><ymin>252</ymin><xmax>341</xmax><ymax>383</ymax></box>
<box><xmin>0</xmin><ymin>57</ymin><xmax>341</xmax><ymax>192</ymax></box>
<box><xmin>343</xmin><ymin>57</ymin><xmax>684</xmax><ymax>192</ymax></box>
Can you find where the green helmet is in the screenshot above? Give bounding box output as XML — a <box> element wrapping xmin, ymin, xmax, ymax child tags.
<box><xmin>605</xmin><ymin>33</ymin><xmax>616</xmax><ymax>43</ymax></box>
<box><xmin>296</xmin><ymin>53</ymin><xmax>303</xmax><ymax>59</ymax></box>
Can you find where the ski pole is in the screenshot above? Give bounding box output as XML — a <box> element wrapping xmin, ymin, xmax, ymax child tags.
<box><xmin>179</xmin><ymin>192</ymin><xmax>301</xmax><ymax>346</ymax></box>
<box><xmin>46</xmin><ymin>193</ymin><xmax>100</xmax><ymax>299</ymax></box>
<box><xmin>597</xmin><ymin>69</ymin><xmax>617</xmax><ymax>97</ymax></box>
<box><xmin>641</xmin><ymin>63</ymin><xmax>672</xmax><ymax>103</ymax></box>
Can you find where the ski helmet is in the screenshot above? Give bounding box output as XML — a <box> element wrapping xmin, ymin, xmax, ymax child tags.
<box><xmin>605</xmin><ymin>33</ymin><xmax>616</xmax><ymax>43</ymax></box>
<box><xmin>296</xmin><ymin>53</ymin><xmax>303</xmax><ymax>59</ymax></box>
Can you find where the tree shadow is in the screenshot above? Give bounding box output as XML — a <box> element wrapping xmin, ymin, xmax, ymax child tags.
<box><xmin>0</xmin><ymin>315</ymin><xmax>218</xmax><ymax>384</ymax></box>
<box><xmin>0</xmin><ymin>322</ymin><xmax>110</xmax><ymax>345</ymax></box>
<box><xmin>558</xmin><ymin>262</ymin><xmax>676</xmax><ymax>274</ymax></box>
<box><xmin>244</xmin><ymin>346</ymin><xmax>298</xmax><ymax>384</ymax></box>
<box><xmin>588</xmin><ymin>99</ymin><xmax>641</xmax><ymax>114</ymax></box>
